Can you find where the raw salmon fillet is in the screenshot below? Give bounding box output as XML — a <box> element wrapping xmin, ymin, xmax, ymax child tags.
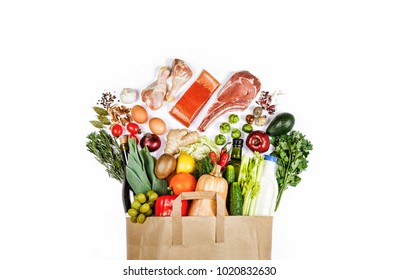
<box><xmin>169</xmin><ymin>70</ymin><xmax>220</xmax><ymax>127</ymax></box>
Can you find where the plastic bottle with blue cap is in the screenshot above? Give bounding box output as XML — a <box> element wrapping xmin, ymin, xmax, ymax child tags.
<box><xmin>254</xmin><ymin>155</ymin><xmax>278</xmax><ymax>216</ymax></box>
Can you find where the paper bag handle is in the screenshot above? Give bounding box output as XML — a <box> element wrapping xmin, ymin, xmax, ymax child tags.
<box><xmin>172</xmin><ymin>191</ymin><xmax>225</xmax><ymax>245</ymax></box>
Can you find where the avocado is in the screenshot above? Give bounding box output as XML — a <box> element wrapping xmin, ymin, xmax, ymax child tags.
<box><xmin>266</xmin><ymin>112</ymin><xmax>295</xmax><ymax>136</ymax></box>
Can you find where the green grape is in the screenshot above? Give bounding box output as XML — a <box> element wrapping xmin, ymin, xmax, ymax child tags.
<box><xmin>146</xmin><ymin>190</ymin><xmax>155</xmax><ymax>198</ymax></box>
<box><xmin>137</xmin><ymin>213</ymin><xmax>146</xmax><ymax>224</ymax></box>
<box><xmin>148</xmin><ymin>201</ymin><xmax>155</xmax><ymax>208</ymax></box>
<box><xmin>132</xmin><ymin>200</ymin><xmax>142</xmax><ymax>210</ymax></box>
<box><xmin>130</xmin><ymin>216</ymin><xmax>137</xmax><ymax>223</ymax></box>
<box><xmin>136</xmin><ymin>193</ymin><xmax>147</xmax><ymax>204</ymax></box>
<box><xmin>144</xmin><ymin>209</ymin><xmax>153</xmax><ymax>216</ymax></box>
<box><xmin>148</xmin><ymin>192</ymin><xmax>158</xmax><ymax>202</ymax></box>
<box><xmin>140</xmin><ymin>203</ymin><xmax>150</xmax><ymax>213</ymax></box>
<box><xmin>128</xmin><ymin>208</ymin><xmax>138</xmax><ymax>217</ymax></box>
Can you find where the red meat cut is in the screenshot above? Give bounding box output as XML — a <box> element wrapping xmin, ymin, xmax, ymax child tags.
<box><xmin>197</xmin><ymin>71</ymin><xmax>261</xmax><ymax>132</ymax></box>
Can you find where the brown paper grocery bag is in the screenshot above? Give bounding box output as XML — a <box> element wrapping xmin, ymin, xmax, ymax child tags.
<box><xmin>126</xmin><ymin>191</ymin><xmax>273</xmax><ymax>260</ymax></box>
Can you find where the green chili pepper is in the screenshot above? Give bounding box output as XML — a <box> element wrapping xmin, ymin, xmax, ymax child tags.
<box><xmin>228</xmin><ymin>114</ymin><xmax>239</xmax><ymax>124</ymax></box>
<box><xmin>214</xmin><ymin>134</ymin><xmax>227</xmax><ymax>146</ymax></box>
<box><xmin>219</xmin><ymin>122</ymin><xmax>231</xmax><ymax>134</ymax></box>
<box><xmin>231</xmin><ymin>128</ymin><xmax>241</xmax><ymax>139</ymax></box>
<box><xmin>242</xmin><ymin>124</ymin><xmax>253</xmax><ymax>133</ymax></box>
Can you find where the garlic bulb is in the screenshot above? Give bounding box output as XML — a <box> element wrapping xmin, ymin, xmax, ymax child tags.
<box><xmin>120</xmin><ymin>88</ymin><xmax>137</xmax><ymax>104</ymax></box>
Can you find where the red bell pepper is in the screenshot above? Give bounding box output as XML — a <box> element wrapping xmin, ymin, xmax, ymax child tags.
<box><xmin>154</xmin><ymin>195</ymin><xmax>188</xmax><ymax>216</ymax></box>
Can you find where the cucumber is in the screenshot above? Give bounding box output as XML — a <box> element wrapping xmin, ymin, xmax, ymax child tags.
<box><xmin>266</xmin><ymin>112</ymin><xmax>295</xmax><ymax>136</ymax></box>
<box><xmin>229</xmin><ymin>182</ymin><xmax>243</xmax><ymax>216</ymax></box>
<box><xmin>224</xmin><ymin>165</ymin><xmax>235</xmax><ymax>185</ymax></box>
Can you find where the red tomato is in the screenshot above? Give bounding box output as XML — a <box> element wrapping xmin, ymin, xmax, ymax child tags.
<box><xmin>111</xmin><ymin>124</ymin><xmax>123</xmax><ymax>137</ymax></box>
<box><xmin>129</xmin><ymin>133</ymin><xmax>139</xmax><ymax>144</ymax></box>
<box><xmin>126</xmin><ymin>122</ymin><xmax>141</xmax><ymax>134</ymax></box>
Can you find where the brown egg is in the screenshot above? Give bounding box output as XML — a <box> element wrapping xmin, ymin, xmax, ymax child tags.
<box><xmin>131</xmin><ymin>105</ymin><xmax>148</xmax><ymax>124</ymax></box>
<box><xmin>149</xmin><ymin>117</ymin><xmax>167</xmax><ymax>135</ymax></box>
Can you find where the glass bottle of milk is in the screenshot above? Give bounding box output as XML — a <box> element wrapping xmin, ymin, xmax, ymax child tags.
<box><xmin>255</xmin><ymin>155</ymin><xmax>278</xmax><ymax>216</ymax></box>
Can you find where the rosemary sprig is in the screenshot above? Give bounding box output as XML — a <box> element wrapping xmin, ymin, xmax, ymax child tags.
<box><xmin>86</xmin><ymin>129</ymin><xmax>124</xmax><ymax>183</ymax></box>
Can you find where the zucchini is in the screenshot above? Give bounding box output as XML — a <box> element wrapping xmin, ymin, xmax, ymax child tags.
<box><xmin>229</xmin><ymin>182</ymin><xmax>243</xmax><ymax>216</ymax></box>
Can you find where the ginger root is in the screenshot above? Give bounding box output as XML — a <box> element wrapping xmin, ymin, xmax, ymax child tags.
<box><xmin>164</xmin><ymin>129</ymin><xmax>199</xmax><ymax>155</ymax></box>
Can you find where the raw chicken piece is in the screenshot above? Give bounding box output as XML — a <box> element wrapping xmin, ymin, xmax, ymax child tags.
<box><xmin>141</xmin><ymin>67</ymin><xmax>170</xmax><ymax>110</ymax></box>
<box><xmin>165</xmin><ymin>59</ymin><xmax>193</xmax><ymax>102</ymax></box>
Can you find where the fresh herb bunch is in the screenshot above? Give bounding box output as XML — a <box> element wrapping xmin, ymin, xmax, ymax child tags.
<box><xmin>86</xmin><ymin>129</ymin><xmax>124</xmax><ymax>183</ymax></box>
<box><xmin>193</xmin><ymin>155</ymin><xmax>214</xmax><ymax>180</ymax></box>
<box><xmin>270</xmin><ymin>131</ymin><xmax>313</xmax><ymax>211</ymax></box>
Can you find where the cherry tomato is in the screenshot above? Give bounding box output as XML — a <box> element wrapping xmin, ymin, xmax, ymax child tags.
<box><xmin>126</xmin><ymin>122</ymin><xmax>141</xmax><ymax>135</ymax></box>
<box><xmin>129</xmin><ymin>133</ymin><xmax>139</xmax><ymax>144</ymax></box>
<box><xmin>110</xmin><ymin>123</ymin><xmax>123</xmax><ymax>137</ymax></box>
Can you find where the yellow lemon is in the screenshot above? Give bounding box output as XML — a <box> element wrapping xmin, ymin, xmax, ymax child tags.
<box><xmin>176</xmin><ymin>152</ymin><xmax>196</xmax><ymax>173</ymax></box>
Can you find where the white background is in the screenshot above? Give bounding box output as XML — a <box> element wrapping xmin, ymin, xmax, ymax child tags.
<box><xmin>1</xmin><ymin>0</ymin><xmax>399</xmax><ymax>277</ymax></box>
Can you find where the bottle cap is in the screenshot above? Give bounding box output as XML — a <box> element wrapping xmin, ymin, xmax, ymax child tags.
<box><xmin>232</xmin><ymin>138</ymin><xmax>244</xmax><ymax>147</ymax></box>
<box><xmin>264</xmin><ymin>155</ymin><xmax>277</xmax><ymax>162</ymax></box>
<box><xmin>119</xmin><ymin>135</ymin><xmax>129</xmax><ymax>145</ymax></box>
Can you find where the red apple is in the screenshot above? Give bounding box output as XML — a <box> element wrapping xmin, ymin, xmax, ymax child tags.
<box><xmin>246</xmin><ymin>130</ymin><xmax>270</xmax><ymax>153</ymax></box>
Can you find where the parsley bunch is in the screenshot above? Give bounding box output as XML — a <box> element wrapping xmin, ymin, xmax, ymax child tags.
<box><xmin>270</xmin><ymin>131</ymin><xmax>313</xmax><ymax>211</ymax></box>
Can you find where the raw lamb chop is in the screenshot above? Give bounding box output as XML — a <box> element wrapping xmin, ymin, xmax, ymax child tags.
<box><xmin>197</xmin><ymin>71</ymin><xmax>261</xmax><ymax>132</ymax></box>
<box><xmin>141</xmin><ymin>66</ymin><xmax>170</xmax><ymax>110</ymax></box>
<box><xmin>165</xmin><ymin>59</ymin><xmax>193</xmax><ymax>102</ymax></box>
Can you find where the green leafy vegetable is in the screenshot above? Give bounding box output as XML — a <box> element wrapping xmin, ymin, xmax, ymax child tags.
<box><xmin>97</xmin><ymin>115</ymin><xmax>111</xmax><ymax>125</ymax></box>
<box><xmin>126</xmin><ymin>138</ymin><xmax>168</xmax><ymax>196</ymax></box>
<box><xmin>270</xmin><ymin>131</ymin><xmax>313</xmax><ymax>211</ymax></box>
<box><xmin>93</xmin><ymin>106</ymin><xmax>109</xmax><ymax>116</ymax></box>
<box><xmin>180</xmin><ymin>135</ymin><xmax>220</xmax><ymax>161</ymax></box>
<box><xmin>228</xmin><ymin>114</ymin><xmax>239</xmax><ymax>124</ymax></box>
<box><xmin>215</xmin><ymin>134</ymin><xmax>226</xmax><ymax>146</ymax></box>
<box><xmin>90</xmin><ymin>120</ymin><xmax>104</xmax><ymax>128</ymax></box>
<box><xmin>86</xmin><ymin>129</ymin><xmax>124</xmax><ymax>182</ymax></box>
<box><xmin>231</xmin><ymin>128</ymin><xmax>241</xmax><ymax>139</ymax></box>
<box><xmin>193</xmin><ymin>155</ymin><xmax>215</xmax><ymax>180</ymax></box>
<box><xmin>219</xmin><ymin>122</ymin><xmax>231</xmax><ymax>134</ymax></box>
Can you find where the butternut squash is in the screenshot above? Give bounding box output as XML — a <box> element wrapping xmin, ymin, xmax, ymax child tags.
<box><xmin>187</xmin><ymin>164</ymin><xmax>229</xmax><ymax>216</ymax></box>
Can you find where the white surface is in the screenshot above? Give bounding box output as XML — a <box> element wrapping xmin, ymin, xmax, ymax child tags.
<box><xmin>1</xmin><ymin>0</ymin><xmax>398</xmax><ymax>265</ymax></box>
